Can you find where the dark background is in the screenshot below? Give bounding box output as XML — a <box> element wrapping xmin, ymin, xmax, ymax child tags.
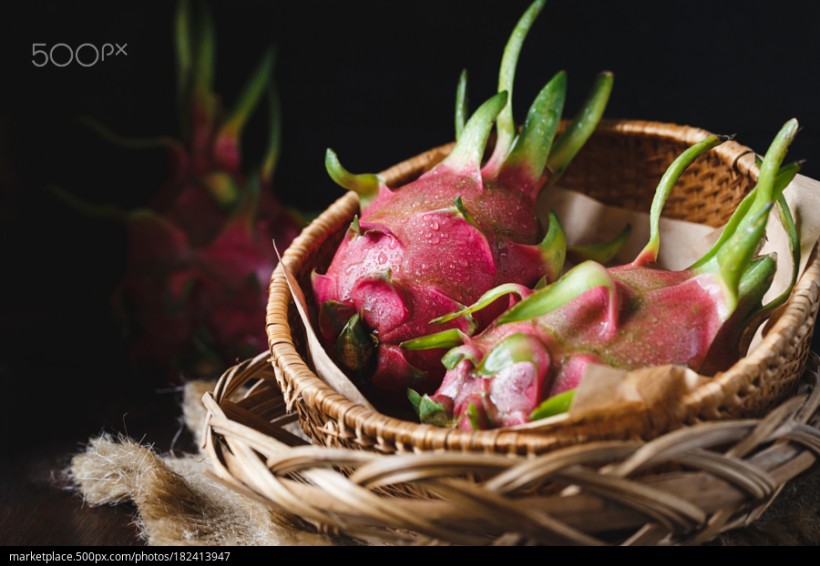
<box><xmin>1</xmin><ymin>0</ymin><xmax>819</xmax><ymax>451</ymax></box>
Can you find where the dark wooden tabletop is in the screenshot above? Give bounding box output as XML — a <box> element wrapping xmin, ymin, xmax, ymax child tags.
<box><xmin>0</xmin><ymin>365</ymin><xmax>196</xmax><ymax>546</ymax></box>
<box><xmin>0</xmin><ymin>386</ymin><xmax>186</xmax><ymax>546</ymax></box>
<box><xmin>2</xmin><ymin>444</ymin><xmax>146</xmax><ymax>546</ymax></box>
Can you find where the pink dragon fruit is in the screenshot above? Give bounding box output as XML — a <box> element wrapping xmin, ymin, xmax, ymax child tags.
<box><xmin>404</xmin><ymin>119</ymin><xmax>801</xmax><ymax>429</ymax></box>
<box><xmin>52</xmin><ymin>0</ymin><xmax>303</xmax><ymax>379</ymax></box>
<box><xmin>312</xmin><ymin>0</ymin><xmax>614</xmax><ymax>403</ymax></box>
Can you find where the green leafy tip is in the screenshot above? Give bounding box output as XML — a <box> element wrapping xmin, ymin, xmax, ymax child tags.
<box><xmin>47</xmin><ymin>184</ymin><xmax>124</xmax><ymax>221</ymax></box>
<box><xmin>540</xmin><ymin>210</ymin><xmax>567</xmax><ymax>277</ymax></box>
<box><xmin>348</xmin><ymin>214</ymin><xmax>361</xmax><ymax>236</ymax></box>
<box><xmin>202</xmin><ymin>172</ymin><xmax>240</xmax><ymax>208</ymax></box>
<box><xmin>569</xmin><ymin>223</ymin><xmax>632</xmax><ymax>265</ymax></box>
<box><xmin>755</xmin><ymin>119</ymin><xmax>799</xmax><ymax>205</ymax></box>
<box><xmin>744</xmin><ymin>159</ymin><xmax>802</xmax><ymax>317</ymax></box>
<box><xmin>466</xmin><ymin>402</ymin><xmax>483</xmax><ymax>430</ymax></box>
<box><xmin>184</xmin><ymin>0</ymin><xmax>216</xmax><ymax>135</ymax></box>
<box><xmin>759</xmin><ymin>192</ymin><xmax>800</xmax><ymax>315</ymax></box>
<box><xmin>501</xmin><ymin>70</ymin><xmax>567</xmax><ymax>182</ymax></box>
<box><xmin>455</xmin><ymin>68</ymin><xmax>468</xmax><ymax>141</ymax></box>
<box><xmin>493</xmin><ymin>0</ymin><xmax>547</xmax><ymax>157</ymax></box>
<box><xmin>634</xmin><ymin>134</ymin><xmax>728</xmax><ymax>265</ymax></box>
<box><xmin>193</xmin><ymin>2</ymin><xmax>215</xmax><ymax>99</ymax></box>
<box><xmin>476</xmin><ymin>333</ymin><xmax>544</xmax><ymax>376</ymax></box>
<box><xmin>690</xmin><ymin>118</ymin><xmax>799</xmax><ymax>274</ymax></box>
<box><xmin>407</xmin><ymin>390</ymin><xmax>450</xmax><ymax>426</ymax></box>
<box><xmin>530</xmin><ymin>389</ymin><xmax>575</xmax><ymax>421</ymax></box>
<box><xmin>76</xmin><ymin>115</ymin><xmax>184</xmax><ymax>153</ymax></box>
<box><xmin>689</xmin><ymin>160</ymin><xmax>801</xmax><ymax>273</ymax></box>
<box><xmin>261</xmin><ymin>84</ymin><xmax>282</xmax><ymax>184</ymax></box>
<box><xmin>400</xmin><ymin>328</ymin><xmax>468</xmax><ymax>351</ymax></box>
<box><xmin>335</xmin><ymin>313</ymin><xmax>376</xmax><ymax>377</ymax></box>
<box><xmin>223</xmin><ymin>175</ymin><xmax>260</xmax><ymax>235</ymax></box>
<box><xmin>717</xmin><ymin>203</ymin><xmax>773</xmax><ymax>312</ymax></box>
<box><xmin>546</xmin><ymin>71</ymin><xmax>614</xmax><ymax>185</ymax></box>
<box><xmin>407</xmin><ymin>388</ymin><xmax>422</xmax><ymax>414</ymax></box>
<box><xmin>442</xmin><ymin>91</ymin><xmax>508</xmax><ymax>171</ymax></box>
<box><xmin>175</xmin><ymin>0</ymin><xmax>216</xmax><ymax>141</ymax></box>
<box><xmin>175</xmin><ymin>0</ymin><xmax>193</xmax><ymax>134</ymax></box>
<box><xmin>432</xmin><ymin>282</ymin><xmax>531</xmax><ymax>325</ymax></box>
<box><xmin>453</xmin><ymin>196</ymin><xmax>477</xmax><ymax>227</ymax></box>
<box><xmin>324</xmin><ymin>148</ymin><xmax>384</xmax><ymax>207</ymax></box>
<box><xmin>218</xmin><ymin>46</ymin><xmax>277</xmax><ymax>141</ymax></box>
<box><xmin>498</xmin><ymin>260</ymin><xmax>619</xmax><ymax>337</ymax></box>
<box><xmin>442</xmin><ymin>346</ymin><xmax>480</xmax><ymax>370</ymax></box>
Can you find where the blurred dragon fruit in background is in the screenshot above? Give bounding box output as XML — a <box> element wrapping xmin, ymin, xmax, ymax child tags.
<box><xmin>53</xmin><ymin>0</ymin><xmax>304</xmax><ymax>378</ymax></box>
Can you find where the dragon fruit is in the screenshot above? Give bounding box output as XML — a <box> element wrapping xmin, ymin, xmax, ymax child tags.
<box><xmin>312</xmin><ymin>0</ymin><xmax>613</xmax><ymax>402</ymax></box>
<box><xmin>404</xmin><ymin>119</ymin><xmax>801</xmax><ymax>429</ymax></box>
<box><xmin>52</xmin><ymin>0</ymin><xmax>303</xmax><ymax>379</ymax></box>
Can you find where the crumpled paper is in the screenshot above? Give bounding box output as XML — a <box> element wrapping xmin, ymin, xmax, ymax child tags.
<box><xmin>538</xmin><ymin>174</ymin><xmax>820</xmax><ymax>421</ymax></box>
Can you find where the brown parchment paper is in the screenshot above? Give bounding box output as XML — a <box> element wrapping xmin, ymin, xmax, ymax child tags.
<box><xmin>538</xmin><ymin>173</ymin><xmax>820</xmax><ymax>422</ymax></box>
<box><xmin>273</xmin><ymin>243</ymin><xmax>375</xmax><ymax>410</ymax></box>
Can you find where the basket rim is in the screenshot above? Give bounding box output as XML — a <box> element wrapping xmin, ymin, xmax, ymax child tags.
<box><xmin>267</xmin><ymin>118</ymin><xmax>820</xmax><ymax>453</ymax></box>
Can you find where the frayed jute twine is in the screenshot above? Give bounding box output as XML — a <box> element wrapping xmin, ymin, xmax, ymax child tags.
<box><xmin>67</xmin><ymin>382</ymin><xmax>338</xmax><ymax>546</ymax></box>
<box><xmin>67</xmin><ymin>380</ymin><xmax>819</xmax><ymax>546</ymax></box>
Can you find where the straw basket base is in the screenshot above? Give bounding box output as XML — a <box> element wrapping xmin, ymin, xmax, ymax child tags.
<box><xmin>203</xmin><ymin>351</ymin><xmax>820</xmax><ymax>545</ymax></box>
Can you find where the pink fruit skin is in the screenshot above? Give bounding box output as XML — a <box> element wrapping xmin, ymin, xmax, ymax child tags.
<box><xmin>117</xmin><ymin>189</ymin><xmax>300</xmax><ymax>378</ymax></box>
<box><xmin>60</xmin><ymin>4</ymin><xmax>308</xmax><ymax>381</ymax></box>
<box><xmin>435</xmin><ymin>264</ymin><xmax>728</xmax><ymax>428</ymax></box>
<box><xmin>416</xmin><ymin>119</ymin><xmax>797</xmax><ymax>430</ymax></box>
<box><xmin>313</xmin><ymin>163</ymin><xmax>557</xmax><ymax>402</ymax></box>
<box><xmin>113</xmin><ymin>120</ymin><xmax>302</xmax><ymax>380</ymax></box>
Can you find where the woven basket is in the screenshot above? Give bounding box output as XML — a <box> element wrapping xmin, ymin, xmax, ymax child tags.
<box><xmin>202</xmin><ymin>350</ymin><xmax>820</xmax><ymax>545</ymax></box>
<box><xmin>262</xmin><ymin>119</ymin><xmax>820</xmax><ymax>455</ymax></box>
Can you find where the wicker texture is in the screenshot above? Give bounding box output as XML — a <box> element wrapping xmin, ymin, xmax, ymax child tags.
<box><xmin>203</xmin><ymin>351</ymin><xmax>820</xmax><ymax>545</ymax></box>
<box><xmin>264</xmin><ymin>119</ymin><xmax>820</xmax><ymax>455</ymax></box>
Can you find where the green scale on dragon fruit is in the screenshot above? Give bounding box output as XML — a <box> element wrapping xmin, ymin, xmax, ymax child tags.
<box><xmin>403</xmin><ymin>119</ymin><xmax>801</xmax><ymax>430</ymax></box>
<box><xmin>312</xmin><ymin>0</ymin><xmax>616</xmax><ymax>403</ymax></box>
<box><xmin>51</xmin><ymin>0</ymin><xmax>303</xmax><ymax>379</ymax></box>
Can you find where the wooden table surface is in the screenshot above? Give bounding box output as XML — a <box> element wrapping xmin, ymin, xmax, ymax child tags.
<box><xmin>0</xmin><ymin>369</ymin><xmax>194</xmax><ymax>546</ymax></box>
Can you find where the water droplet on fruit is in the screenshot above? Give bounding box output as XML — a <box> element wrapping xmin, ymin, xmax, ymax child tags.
<box><xmin>378</xmin><ymin>252</ymin><xmax>387</xmax><ymax>264</ymax></box>
<box><xmin>431</xmin><ymin>220</ymin><xmax>440</xmax><ymax>230</ymax></box>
